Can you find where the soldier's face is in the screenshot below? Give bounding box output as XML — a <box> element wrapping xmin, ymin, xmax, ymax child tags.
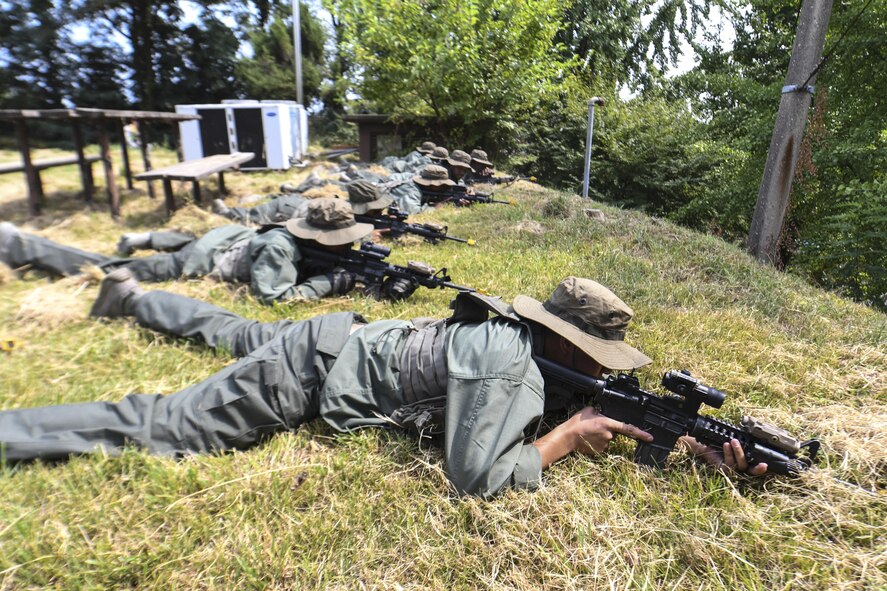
<box><xmin>319</xmin><ymin>242</ymin><xmax>353</xmax><ymax>254</ymax></box>
<box><xmin>543</xmin><ymin>332</ymin><xmax>606</xmax><ymax>378</ymax></box>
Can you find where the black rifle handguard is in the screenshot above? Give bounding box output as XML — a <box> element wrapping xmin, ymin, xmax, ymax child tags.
<box><xmin>533</xmin><ymin>356</ymin><xmax>820</xmax><ymax>475</ymax></box>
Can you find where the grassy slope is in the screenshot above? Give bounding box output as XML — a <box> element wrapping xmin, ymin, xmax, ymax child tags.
<box><xmin>0</xmin><ymin>148</ymin><xmax>884</xmax><ymax>590</ymax></box>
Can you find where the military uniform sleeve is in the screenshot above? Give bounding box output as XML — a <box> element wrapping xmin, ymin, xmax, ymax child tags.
<box><xmin>248</xmin><ymin>230</ymin><xmax>301</xmax><ymax>303</ymax></box>
<box><xmin>289</xmin><ymin>273</ymin><xmax>335</xmax><ymax>300</ymax></box>
<box><xmin>249</xmin><ymin>229</ymin><xmax>338</xmax><ymax>303</ymax></box>
<box><xmin>443</xmin><ymin>320</ymin><xmax>545</xmax><ymax>497</ymax></box>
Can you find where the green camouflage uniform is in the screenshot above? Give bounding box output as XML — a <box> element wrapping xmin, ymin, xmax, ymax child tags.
<box><xmin>0</xmin><ymin>291</ymin><xmax>543</xmax><ymax>497</ymax></box>
<box><xmin>0</xmin><ymin>224</ymin><xmax>337</xmax><ymax>304</ymax></box>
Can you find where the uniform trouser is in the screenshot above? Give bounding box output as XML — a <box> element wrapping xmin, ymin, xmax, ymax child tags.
<box><xmin>2</xmin><ymin>229</ymin><xmax>113</xmax><ymax>276</ymax></box>
<box><xmin>0</xmin><ymin>228</ymin><xmax>192</xmax><ymax>283</ymax></box>
<box><xmin>225</xmin><ymin>195</ymin><xmax>309</xmax><ymax>226</ymax></box>
<box><xmin>145</xmin><ymin>231</ymin><xmax>195</xmax><ymax>252</ymax></box>
<box><xmin>0</xmin><ymin>292</ymin><xmax>324</xmax><ymax>462</ymax></box>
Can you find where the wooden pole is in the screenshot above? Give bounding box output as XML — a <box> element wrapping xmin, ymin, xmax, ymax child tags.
<box><xmin>138</xmin><ymin>121</ymin><xmax>156</xmax><ymax>199</ymax></box>
<box><xmin>14</xmin><ymin>120</ymin><xmax>43</xmax><ymax>216</ymax></box>
<box><xmin>97</xmin><ymin>121</ymin><xmax>121</xmax><ymax>218</ymax></box>
<box><xmin>70</xmin><ymin>121</ymin><xmax>94</xmax><ymax>203</ymax></box>
<box><xmin>218</xmin><ymin>171</ymin><xmax>226</xmax><ymax>194</ymax></box>
<box><xmin>747</xmin><ymin>0</ymin><xmax>834</xmax><ymax>264</ymax></box>
<box><xmin>117</xmin><ymin>120</ymin><xmax>134</xmax><ymax>190</ymax></box>
<box><xmin>162</xmin><ymin>177</ymin><xmax>176</xmax><ymax>214</ymax></box>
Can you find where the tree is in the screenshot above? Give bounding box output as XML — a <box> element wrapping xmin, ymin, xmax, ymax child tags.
<box><xmin>69</xmin><ymin>36</ymin><xmax>130</xmax><ymax>109</ymax></box>
<box><xmin>667</xmin><ymin>0</ymin><xmax>887</xmax><ymax>308</ymax></box>
<box><xmin>326</xmin><ymin>0</ymin><xmax>575</xmax><ymax>149</ymax></box>
<box><xmin>236</xmin><ymin>1</ymin><xmax>327</xmax><ymax>103</ymax></box>
<box><xmin>556</xmin><ymin>0</ymin><xmax>711</xmax><ymax>88</ymax></box>
<box><xmin>0</xmin><ymin>0</ymin><xmax>72</xmax><ymax>109</ymax></box>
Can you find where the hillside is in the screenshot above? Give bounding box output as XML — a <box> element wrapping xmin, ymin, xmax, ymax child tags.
<box><xmin>0</xmin><ymin>148</ymin><xmax>884</xmax><ymax>590</ymax></box>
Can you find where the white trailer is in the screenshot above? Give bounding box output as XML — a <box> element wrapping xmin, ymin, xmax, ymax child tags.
<box><xmin>175</xmin><ymin>100</ymin><xmax>309</xmax><ymax>170</ymax></box>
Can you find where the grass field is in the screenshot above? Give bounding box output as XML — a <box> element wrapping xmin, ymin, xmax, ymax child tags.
<box><xmin>0</xmin><ymin>147</ymin><xmax>884</xmax><ymax>590</ymax></box>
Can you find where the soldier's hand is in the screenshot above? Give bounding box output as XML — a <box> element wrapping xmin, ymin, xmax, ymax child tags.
<box><xmin>535</xmin><ymin>407</ymin><xmax>653</xmax><ymax>469</ymax></box>
<box><xmin>380</xmin><ymin>277</ymin><xmax>419</xmax><ymax>301</ymax></box>
<box><xmin>679</xmin><ymin>436</ymin><xmax>769</xmax><ymax>476</ymax></box>
<box><xmin>327</xmin><ymin>267</ymin><xmax>357</xmax><ymax>295</ymax></box>
<box><xmin>568</xmin><ymin>407</ymin><xmax>654</xmax><ymax>456</ymax></box>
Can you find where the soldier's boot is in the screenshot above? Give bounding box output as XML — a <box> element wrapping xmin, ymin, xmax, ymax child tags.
<box><xmin>90</xmin><ymin>268</ymin><xmax>145</xmax><ymax>319</ymax></box>
<box><xmin>0</xmin><ymin>221</ymin><xmax>21</xmax><ymax>264</ymax></box>
<box><xmin>212</xmin><ymin>199</ymin><xmax>231</xmax><ymax>216</ymax></box>
<box><xmin>292</xmin><ymin>171</ymin><xmax>321</xmax><ymax>193</ymax></box>
<box><xmin>117</xmin><ymin>232</ymin><xmax>151</xmax><ymax>255</ymax></box>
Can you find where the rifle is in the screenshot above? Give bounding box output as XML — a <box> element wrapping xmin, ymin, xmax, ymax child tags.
<box><xmin>534</xmin><ymin>356</ymin><xmax>821</xmax><ymax>475</ymax></box>
<box><xmin>354</xmin><ymin>207</ymin><xmax>476</xmax><ymax>246</ymax></box>
<box><xmin>300</xmin><ymin>241</ymin><xmax>476</xmax><ymax>295</ymax></box>
<box><xmin>468</xmin><ymin>174</ymin><xmax>535</xmax><ymax>186</ymax></box>
<box><xmin>421</xmin><ymin>185</ymin><xmax>512</xmax><ymax>206</ymax></box>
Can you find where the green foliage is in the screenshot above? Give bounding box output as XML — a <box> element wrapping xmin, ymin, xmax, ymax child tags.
<box><xmin>327</xmin><ymin>0</ymin><xmax>575</xmax><ymax>147</ymax></box>
<box><xmin>557</xmin><ymin>0</ymin><xmax>711</xmax><ymax>88</ymax></box>
<box><xmin>237</xmin><ymin>2</ymin><xmax>327</xmax><ymax>104</ymax></box>
<box><xmin>666</xmin><ymin>0</ymin><xmax>887</xmax><ymax>308</ymax></box>
<box><xmin>793</xmin><ymin>177</ymin><xmax>887</xmax><ymax>308</ymax></box>
<box><xmin>0</xmin><ymin>0</ymin><xmax>72</xmax><ymax>109</ymax></box>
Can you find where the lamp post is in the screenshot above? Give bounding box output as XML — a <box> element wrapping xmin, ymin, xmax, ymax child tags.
<box><xmin>582</xmin><ymin>96</ymin><xmax>605</xmax><ymax>198</ymax></box>
<box><xmin>293</xmin><ymin>0</ymin><xmax>303</xmax><ymax>104</ymax></box>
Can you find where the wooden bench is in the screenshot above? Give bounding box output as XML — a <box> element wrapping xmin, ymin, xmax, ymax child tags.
<box><xmin>135</xmin><ymin>152</ymin><xmax>254</xmax><ymax>214</ymax></box>
<box><xmin>0</xmin><ymin>154</ymin><xmax>101</xmax><ymax>202</ymax></box>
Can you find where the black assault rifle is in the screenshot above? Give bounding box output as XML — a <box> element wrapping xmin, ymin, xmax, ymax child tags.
<box><xmin>468</xmin><ymin>173</ymin><xmax>535</xmax><ymax>186</ymax></box>
<box><xmin>420</xmin><ymin>185</ymin><xmax>512</xmax><ymax>207</ymax></box>
<box><xmin>534</xmin><ymin>356</ymin><xmax>821</xmax><ymax>475</ymax></box>
<box><xmin>354</xmin><ymin>207</ymin><xmax>476</xmax><ymax>246</ymax></box>
<box><xmin>300</xmin><ymin>241</ymin><xmax>476</xmax><ymax>295</ymax></box>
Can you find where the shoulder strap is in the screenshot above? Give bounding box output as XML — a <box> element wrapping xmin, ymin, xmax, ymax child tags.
<box><xmin>447</xmin><ymin>291</ymin><xmax>520</xmax><ymax>324</ymax></box>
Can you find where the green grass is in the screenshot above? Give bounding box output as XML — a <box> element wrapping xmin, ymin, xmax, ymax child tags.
<box><xmin>0</xmin><ymin>148</ymin><xmax>885</xmax><ymax>590</ymax></box>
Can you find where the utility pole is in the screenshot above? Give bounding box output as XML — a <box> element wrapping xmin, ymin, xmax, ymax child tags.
<box><xmin>582</xmin><ymin>97</ymin><xmax>605</xmax><ymax>198</ymax></box>
<box><xmin>747</xmin><ymin>0</ymin><xmax>833</xmax><ymax>264</ymax></box>
<box><xmin>293</xmin><ymin>0</ymin><xmax>303</xmax><ymax>104</ymax></box>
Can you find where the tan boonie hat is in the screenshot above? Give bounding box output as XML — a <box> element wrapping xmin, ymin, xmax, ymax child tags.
<box><xmin>416</xmin><ymin>141</ymin><xmax>436</xmax><ymax>155</ymax></box>
<box><xmin>447</xmin><ymin>149</ymin><xmax>473</xmax><ymax>170</ymax></box>
<box><xmin>429</xmin><ymin>146</ymin><xmax>449</xmax><ymax>162</ymax></box>
<box><xmin>513</xmin><ymin>277</ymin><xmax>652</xmax><ymax>370</ymax></box>
<box><xmin>470</xmin><ymin>149</ymin><xmax>492</xmax><ymax>167</ymax></box>
<box><xmin>286</xmin><ymin>197</ymin><xmax>373</xmax><ymax>246</ymax></box>
<box><xmin>346</xmin><ymin>180</ymin><xmax>393</xmax><ymax>214</ymax></box>
<box><xmin>412</xmin><ymin>164</ymin><xmax>456</xmax><ymax>187</ymax></box>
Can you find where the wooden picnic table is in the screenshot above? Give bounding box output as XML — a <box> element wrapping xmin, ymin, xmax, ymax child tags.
<box><xmin>0</xmin><ymin>108</ymin><xmax>198</xmax><ymax>218</ymax></box>
<box><xmin>134</xmin><ymin>152</ymin><xmax>254</xmax><ymax>214</ymax></box>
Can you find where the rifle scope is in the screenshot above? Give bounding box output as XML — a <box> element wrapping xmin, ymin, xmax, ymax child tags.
<box><xmin>661</xmin><ymin>370</ymin><xmax>726</xmax><ymax>409</ymax></box>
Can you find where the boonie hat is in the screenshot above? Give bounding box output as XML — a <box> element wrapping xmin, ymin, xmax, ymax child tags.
<box><xmin>447</xmin><ymin>149</ymin><xmax>473</xmax><ymax>170</ymax></box>
<box><xmin>429</xmin><ymin>146</ymin><xmax>449</xmax><ymax>162</ymax></box>
<box><xmin>346</xmin><ymin>180</ymin><xmax>393</xmax><ymax>214</ymax></box>
<box><xmin>286</xmin><ymin>198</ymin><xmax>373</xmax><ymax>246</ymax></box>
<box><xmin>513</xmin><ymin>277</ymin><xmax>652</xmax><ymax>369</ymax></box>
<box><xmin>416</xmin><ymin>141</ymin><xmax>436</xmax><ymax>155</ymax></box>
<box><xmin>412</xmin><ymin>164</ymin><xmax>456</xmax><ymax>187</ymax></box>
<box><xmin>470</xmin><ymin>149</ymin><xmax>492</xmax><ymax>167</ymax></box>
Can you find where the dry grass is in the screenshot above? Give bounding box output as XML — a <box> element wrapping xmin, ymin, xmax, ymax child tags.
<box><xmin>0</xmin><ymin>146</ymin><xmax>885</xmax><ymax>590</ymax></box>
